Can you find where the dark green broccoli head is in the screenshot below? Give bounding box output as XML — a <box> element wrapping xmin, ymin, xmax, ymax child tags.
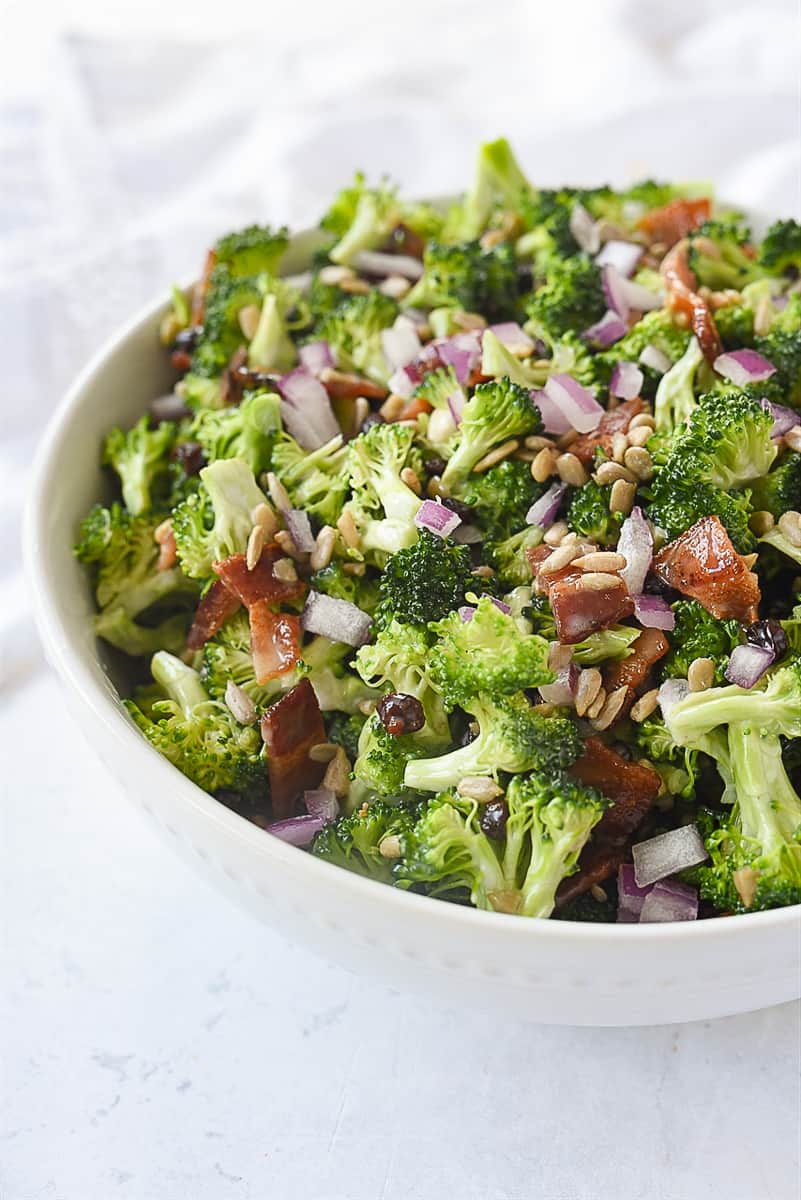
<box><xmin>524</xmin><ymin>255</ymin><xmax>605</xmax><ymax>340</ymax></box>
<box><xmin>656</xmin><ymin>390</ymin><xmax>776</xmax><ymax>492</ymax></box>
<box><xmin>713</xmin><ymin>301</ymin><xmax>756</xmax><ymax>349</ymax></box>
<box><xmin>325</xmin><ymin>711</ymin><xmax>367</xmax><ymax>762</ymax></box>
<box><xmin>396</xmin><ymin>791</ymin><xmax>506</xmax><ymax>907</ymax></box>
<box><xmin>661</xmin><ymin>601</ymin><xmax>741</xmax><ymax>686</ymax></box>
<box><xmin>567</xmin><ymin>479</ymin><xmax>622</xmax><ymax>547</ymax></box>
<box><xmin>316</xmin><ymin>290</ymin><xmax>398</xmax><ymax>383</ymax></box>
<box><xmin>758</xmin><ymin>218</ymin><xmax>801</xmax><ymax>277</ymax></box>
<box><xmin>753</xmin><ymin>327</ymin><xmax>801</xmax><ymax>406</ymax></box>
<box><xmin>687</xmin><ymin>217</ymin><xmax>760</xmax><ymax>291</ymax></box>
<box><xmin>352</xmin><ymin>713</ymin><xmax>433</xmax><ymax>800</ymax></box>
<box><xmin>461</xmin><ymin>458</ymin><xmax>544</xmax><ymax>543</ymax></box>
<box><xmin>191</xmin><ymin>265</ymin><xmax>262</xmax><ymax>377</ymax></box>
<box><xmin>440</xmin><ymin>376</ymin><xmax>541</xmax><ymax>494</ymax></box>
<box><xmin>189</xmin><ymin>391</ymin><xmax>281</xmax><ymax>479</ymax></box>
<box><xmin>647</xmin><ymin>478</ymin><xmax>755</xmax><ymax>552</ymax></box>
<box><xmin>751</xmin><ymin>453</ymin><xmax>801</xmax><ymax>518</ymax></box>
<box><xmin>404</xmin><ymin>238</ymin><xmax>520</xmax><ymax>321</ymax></box>
<box><xmin>311</xmin><ymin>796</ymin><xmax>424</xmax><ymax>883</ymax></box>
<box><xmin>374</xmin><ymin>529</ymin><xmax>477</xmax><ymax>629</ymax></box>
<box><xmin>102</xmin><ymin>416</ymin><xmax>176</xmax><ymax>516</ymax></box>
<box><xmin>213</xmin><ymin>224</ymin><xmax>289</xmax><ymax>277</ymax></box>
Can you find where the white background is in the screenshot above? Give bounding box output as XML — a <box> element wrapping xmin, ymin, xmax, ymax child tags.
<box><xmin>2</xmin><ymin>1</ymin><xmax>800</xmax><ymax>1196</ymax></box>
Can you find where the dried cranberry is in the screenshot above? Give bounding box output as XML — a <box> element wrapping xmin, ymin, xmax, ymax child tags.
<box><xmin>171</xmin><ymin>440</ymin><xmax>206</xmax><ymax>476</ymax></box>
<box><xmin>441</xmin><ymin>495</ymin><xmax>474</xmax><ymax>523</ymax></box>
<box><xmin>746</xmin><ymin>618</ymin><xmax>788</xmax><ymax>659</ymax></box>
<box><xmin>480</xmin><ymin>799</ymin><xmax>509</xmax><ymax>840</ymax></box>
<box><xmin>424</xmin><ymin>455</ymin><xmax>446</xmax><ymax>478</ymax></box>
<box><xmin>376</xmin><ymin>692</ymin><xmax>425</xmax><ymax>737</ymax></box>
<box><xmin>173</xmin><ymin>325</ymin><xmax>202</xmax><ymax>354</ymax></box>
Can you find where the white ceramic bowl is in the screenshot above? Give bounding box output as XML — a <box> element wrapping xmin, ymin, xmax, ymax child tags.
<box><xmin>25</xmin><ymin>227</ymin><xmax>801</xmax><ymax>1027</ymax></box>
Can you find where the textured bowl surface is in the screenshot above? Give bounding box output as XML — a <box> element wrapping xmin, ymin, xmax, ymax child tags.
<box><xmin>25</xmin><ymin>225</ymin><xmax>801</xmax><ymax>1027</ymax></box>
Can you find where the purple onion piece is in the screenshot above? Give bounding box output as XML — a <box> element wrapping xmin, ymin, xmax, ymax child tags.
<box><xmin>657</xmin><ymin>678</ymin><xmax>690</xmax><ymax>717</ymax></box>
<box><xmin>278</xmin><ymin>369</ymin><xmax>340</xmax><ymax>450</ymax></box>
<box><xmin>609</xmin><ymin>361</ymin><xmax>644</xmax><ymax>401</ymax></box>
<box><xmin>633</xmin><ymin>825</ymin><xmax>708</xmax><ymax>888</ymax></box>
<box><xmin>488</xmin><ymin>321</ymin><xmax>534</xmax><ymax>354</ymax></box>
<box><xmin>489</xmin><ymin>596</ymin><xmax>511</xmax><ymax>615</ymax></box>
<box><xmin>714</xmin><ymin>348</ymin><xmax>776</xmax><ymax>386</ymax></box>
<box><xmin>539</xmin><ymin>662</ymin><xmax>579</xmax><ymax>706</ymax></box>
<box><xmin>633</xmin><ymin>594</ymin><xmax>675</xmax><ymax>631</ymax></box>
<box><xmin>387</xmin><ymin>365</ymin><xmax>416</xmax><ymax>399</ymax></box>
<box><xmin>582</xmin><ymin>310</ymin><xmax>628</xmax><ymax>348</ymax></box>
<box><xmin>619</xmin><ymin>276</ymin><xmax>663</xmax><ymax>312</ymax></box>
<box><xmin>304</xmin><ymin>787</ymin><xmax>339</xmax><ymax>823</ymax></box>
<box><xmin>724</xmin><ymin>642</ymin><xmax>775</xmax><ymax>689</ymax></box>
<box><xmin>543</xmin><ymin>374</ymin><xmax>604</xmax><ymax>434</ymax></box>
<box><xmin>595</xmin><ymin>240</ymin><xmax>642</xmax><ymax>277</ymax></box>
<box><xmin>458</xmin><ymin>605</ymin><xmax>476</xmax><ymax>622</ymax></box>
<box><xmin>381</xmin><ymin>317</ymin><xmax>422</xmax><ymax>371</ymax></box>
<box><xmin>763</xmin><ymin>399</ymin><xmax>800</xmax><ymax>438</ymax></box>
<box><xmin>414</xmin><ymin>499</ymin><xmax>461</xmax><ymax>538</ymax></box>
<box><xmin>301</xmin><ymin>591</ymin><xmax>373</xmax><ymax>648</ymax></box>
<box><xmin>438</xmin><ymin>331</ymin><xmax>482</xmax><ymax>383</ymax></box>
<box><xmin>639</xmin><ymin>879</ymin><xmax>699</xmax><ymax>923</ymax></box>
<box><xmin>267</xmin><ymin>814</ymin><xmax>326</xmax><ymax>847</ymax></box>
<box><xmin>617</xmin><ymin>864</ymin><xmax>654</xmax><ymax>921</ymax></box>
<box><xmin>618</xmin><ymin>506</ymin><xmax>653</xmax><ymax>594</ymax></box>
<box><xmin>601</xmin><ymin>265</ymin><xmax>630</xmax><ymax>320</ymax></box>
<box><xmin>531</xmin><ymin>388</ymin><xmax>574</xmax><ymax>435</ymax></box>
<box><xmin>526</xmin><ymin>481</ymin><xmax>567</xmax><ymax>528</ymax></box>
<box><xmin>447</xmin><ymin>387</ymin><xmax>466</xmax><ymax>425</ymax></box>
<box><xmin>299</xmin><ymin>340</ymin><xmax>335</xmax><ymax>377</ymax></box>
<box><xmin>569</xmin><ymin>202</ymin><xmax>600</xmax><ymax>254</ymax></box>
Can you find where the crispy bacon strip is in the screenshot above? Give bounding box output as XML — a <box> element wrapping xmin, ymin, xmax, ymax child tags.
<box><xmin>261</xmin><ymin>679</ymin><xmax>326</xmax><ymax>819</ymax></box>
<box><xmin>213</xmin><ymin>546</ymin><xmax>306</xmax><ymax>608</ymax></box>
<box><xmin>660</xmin><ymin>238</ymin><xmax>722</xmax><ymax>362</ymax></box>
<box><xmin>556</xmin><ymin>843</ymin><xmax>628</xmax><ymax>908</ymax></box>
<box><xmin>186</xmin><ymin>580</ymin><xmax>242</xmax><ymax>651</ymax></box>
<box><xmin>603</xmin><ymin>627</ymin><xmax>669</xmax><ymax>711</ymax></box>
<box><xmin>653</xmin><ymin>515</ymin><xmax>760</xmax><ymax>625</ymax></box>
<box><xmin>190</xmin><ymin>248</ymin><xmax>218</xmax><ymax>328</ymax></box>
<box><xmin>571</xmin><ymin>737</ymin><xmax>661</xmax><ymax>843</ymax></box>
<box><xmin>319</xmin><ymin>367</ymin><xmax>388</xmax><ymax>401</ymax></box>
<box><xmin>637</xmin><ymin>197</ymin><xmax>711</xmax><ymax>248</ymax></box>
<box><xmin>249</xmin><ymin>602</ymin><xmax>301</xmax><ymax>685</ymax></box>
<box><xmin>547</xmin><ymin>572</ymin><xmax>634</xmax><ymax>645</ymax></box>
<box><xmin>570</xmin><ymin>398</ymin><xmax>644</xmax><ymax>467</ymax></box>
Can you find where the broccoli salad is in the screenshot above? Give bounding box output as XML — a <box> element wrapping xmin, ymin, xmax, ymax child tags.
<box><xmin>76</xmin><ymin>137</ymin><xmax>801</xmax><ymax>923</ymax></box>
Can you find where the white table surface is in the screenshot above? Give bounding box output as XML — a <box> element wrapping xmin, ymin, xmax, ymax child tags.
<box><xmin>3</xmin><ymin>4</ymin><xmax>801</xmax><ymax>1195</ymax></box>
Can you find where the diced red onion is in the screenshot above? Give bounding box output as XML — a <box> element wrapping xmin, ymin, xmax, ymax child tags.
<box><xmin>458</xmin><ymin>605</ymin><xmax>476</xmax><ymax>622</ymax></box>
<box><xmin>582</xmin><ymin>310</ymin><xmax>628</xmax><ymax>348</ymax></box>
<box><xmin>714</xmin><ymin>348</ymin><xmax>777</xmax><ymax>386</ymax></box>
<box><xmin>601</xmin><ymin>266</ymin><xmax>631</xmax><ymax>320</ymax></box>
<box><xmin>539</xmin><ymin>662</ymin><xmax>579</xmax><ymax>706</ymax></box>
<box><xmin>617</xmin><ymin>507</ymin><xmax>652</xmax><ymax>594</ymax></box>
<box><xmin>488</xmin><ymin>322</ymin><xmax>534</xmax><ymax>355</ymax></box>
<box><xmin>595</xmin><ymin>240</ymin><xmax>642</xmax><ymax>277</ymax></box>
<box><xmin>609</xmin><ymin>361</ymin><xmax>644</xmax><ymax>401</ymax></box>
<box><xmin>639</xmin><ymin>344</ymin><xmax>672</xmax><ymax>374</ymax></box>
<box><xmin>633</xmin><ymin>594</ymin><xmax>675</xmax><ymax>631</ymax></box>
<box><xmin>299</xmin><ymin>340</ymin><xmax>335</xmax><ymax>377</ymax></box>
<box><xmin>633</xmin><ymin>825</ymin><xmax>708</xmax><ymax>887</ymax></box>
<box><xmin>381</xmin><ymin>317</ymin><xmax>422</xmax><ymax>371</ymax></box>
<box><xmin>301</xmin><ymin>591</ymin><xmax>373</xmax><ymax>647</ymax></box>
<box><xmin>526</xmin><ymin>481</ymin><xmax>567</xmax><ymax>528</ymax></box>
<box><xmin>352</xmin><ymin>250</ymin><xmax>424</xmax><ymax>280</ymax></box>
<box><xmin>543</xmin><ymin>374</ymin><xmax>604</xmax><ymax>434</ymax></box>
<box><xmin>151</xmin><ymin>392</ymin><xmax>191</xmax><ymax>421</ymax></box>
<box><xmin>438</xmin><ymin>331</ymin><xmax>482</xmax><ymax>384</ymax></box>
<box><xmin>617</xmin><ymin>864</ymin><xmax>653</xmax><ymax>921</ymax></box>
<box><xmin>639</xmin><ymin>878</ymin><xmax>699</xmax><ymax>923</ymax></box>
<box><xmin>619</xmin><ymin>277</ymin><xmax>663</xmax><ymax>313</ymax></box>
<box><xmin>490</xmin><ymin>597</ymin><xmax>511</xmax><ymax>615</ymax></box>
<box><xmin>658</xmin><ymin>678</ymin><xmax>690</xmax><ymax>716</ymax></box>
<box><xmin>764</xmin><ymin>400</ymin><xmax>800</xmax><ymax>438</ymax></box>
<box><xmin>304</xmin><ymin>786</ymin><xmax>339</xmax><ymax>823</ymax></box>
<box><xmin>530</xmin><ymin>388</ymin><xmax>573</xmax><ymax>435</ymax></box>
<box><xmin>447</xmin><ymin>386</ymin><xmax>466</xmax><ymax>425</ymax></box>
<box><xmin>569</xmin><ymin>203</ymin><xmax>600</xmax><ymax>254</ymax></box>
<box><xmin>414</xmin><ymin>498</ymin><xmax>461</xmax><ymax>538</ymax></box>
<box><xmin>284</xmin><ymin>508</ymin><xmax>315</xmax><ymax>554</ymax></box>
<box><xmin>278</xmin><ymin>369</ymin><xmax>341</xmax><ymax>449</ymax></box>
<box><xmin>387</xmin><ymin>365</ymin><xmax>416</xmax><ymax>399</ymax></box>
<box><xmin>267</xmin><ymin>814</ymin><xmax>326</xmax><ymax>847</ymax></box>
<box><xmin>724</xmin><ymin>642</ymin><xmax>774</xmax><ymax>689</ymax></box>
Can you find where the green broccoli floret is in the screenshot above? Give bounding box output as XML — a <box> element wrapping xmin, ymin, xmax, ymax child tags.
<box><xmin>657</xmin><ymin>390</ymin><xmax>777</xmax><ymax>491</ymax></box>
<box><xmin>326</xmin><ymin>711</ymin><xmax>367</xmax><ymax>762</ymax></box>
<box><xmin>445</xmin><ymin>137</ymin><xmax>532</xmax><ymax>241</ymax></box>
<box><xmin>189</xmin><ymin>391</ymin><xmax>281</xmax><ymax>478</ymax></box>
<box><xmin>311</xmin><ymin>796</ymin><xmax>423</xmax><ymax>882</ymax></box>
<box><xmin>751</xmin><ymin>453</ymin><xmax>801</xmax><ymax>518</ymax></box>
<box><xmin>246</xmin><ymin>281</ymin><xmax>299</xmax><ymax>373</ymax></box>
<box><xmin>440</xmin><ymin>377</ymin><xmax>540</xmax><ymax>495</ymax></box>
<box><xmin>487</xmin><ymin>525</ymin><xmax>545</xmax><ymax>588</ymax></box>
<box><xmin>524</xmin><ymin>255</ymin><xmax>605</xmax><ymax>341</ymax></box>
<box><xmin>634</xmin><ymin>716</ymin><xmax>700</xmax><ymax>799</ymax></box>
<box><xmin>687</xmin><ymin>217</ymin><xmax>760</xmax><ymax>291</ymax></box>
<box><xmin>461</xmin><ymin>458</ymin><xmax>544</xmax><ymax>543</ymax></box>
<box><xmin>340</xmin><ymin>422</ymin><xmax>421</xmax><ymax>560</ymax></box>
<box><xmin>316</xmin><ymin>290</ymin><xmax>398</xmax><ymax>384</ymax></box>
<box><xmin>698</xmin><ymin>723</ymin><xmax>801</xmax><ymax>912</ymax></box>
<box><xmin>125</xmin><ymin>651</ymin><xmax>265</xmax><ymax>797</ymax></box>
<box><xmin>309</xmin><ymin>561</ymin><xmax>380</xmax><ymax>614</ymax></box>
<box><xmin>102</xmin><ymin>416</ymin><xmax>175</xmax><ymax>515</ymax></box>
<box><xmin>758</xmin><ymin>219</ymin><xmax>801</xmax><ymax>277</ymax></box>
<box><xmin>190</xmin><ymin>265</ymin><xmax>262</xmax><ymax>377</ymax></box>
<box><xmin>661</xmin><ymin>600</ymin><xmax>741</xmax><ymax>685</ymax></box>
<box><xmin>515</xmin><ymin>187</ymin><xmax>585</xmax><ymax>267</ymax></box>
<box><xmin>321</xmin><ymin>174</ymin><xmax>401</xmax><ymax>265</ymax></box>
<box><xmin>172</xmin><ymin>457</ymin><xmax>270</xmax><ymax>580</ymax></box>
<box><xmin>427</xmin><ymin>595</ymin><xmax>553</xmax><ymax>711</ymax></box>
<box><xmin>200</xmin><ymin>610</ymin><xmax>299</xmax><ymax>709</ymax></box>
<box><xmin>567</xmin><ymin>479</ymin><xmax>622</xmax><ymax>547</ymax></box>
<box><xmin>713</xmin><ymin>301</ymin><xmax>756</xmax><ymax>348</ymax></box>
<box><xmin>753</xmin><ymin>327</ymin><xmax>801</xmax><ymax>406</ymax></box>
<box><xmin>647</xmin><ymin>478</ymin><xmax>754</xmax><ymax>551</ymax></box>
<box><xmin>355</xmin><ymin>618</ymin><xmax>450</xmax><ymax>741</ymax></box>
<box><xmin>373</xmin><ymin>531</ymin><xmax>478</xmax><ymax>629</ymax></box>
<box><xmin>271</xmin><ymin>431</ymin><xmax>349</xmax><ymax>526</ymax></box>
<box><xmin>180</xmin><ymin>374</ymin><xmax>224</xmax><ymax>411</ymax></box>
<box><xmin>653</xmin><ymin>335</ymin><xmax>704</xmax><ymax>431</ymax></box>
<box><xmin>352</xmin><ymin>714</ymin><xmax>436</xmax><ymax>800</ymax></box>
<box><xmin>213</xmin><ymin>224</ymin><xmax>289</xmax><ymax>278</ymax></box>
<box><xmin>667</xmin><ymin>659</ymin><xmax>801</xmax><ymax>746</ymax></box>
<box><xmin>398</xmin><ymin>770</ymin><xmax>605</xmax><ymax>916</ymax></box>
<box><xmin>403</xmin><ymin>239</ymin><xmax>519</xmax><ymax>321</ymax></box>
<box><xmin>75</xmin><ymin>503</ymin><xmax>197</xmax><ymax>656</ymax></box>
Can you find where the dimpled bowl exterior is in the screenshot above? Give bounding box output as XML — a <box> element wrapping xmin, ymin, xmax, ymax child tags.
<box><xmin>25</xmin><ymin>225</ymin><xmax>801</xmax><ymax>1027</ymax></box>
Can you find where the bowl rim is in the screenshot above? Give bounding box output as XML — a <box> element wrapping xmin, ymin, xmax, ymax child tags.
<box><xmin>24</xmin><ymin>262</ymin><xmax>801</xmax><ymax>951</ymax></box>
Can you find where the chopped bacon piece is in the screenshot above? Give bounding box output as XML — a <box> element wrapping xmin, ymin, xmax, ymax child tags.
<box><xmin>319</xmin><ymin>367</ymin><xmax>388</xmax><ymax>401</ymax></box>
<box><xmin>603</xmin><ymin>627</ymin><xmax>669</xmax><ymax>711</ymax></box>
<box><xmin>571</xmin><ymin>737</ymin><xmax>661</xmax><ymax>843</ymax></box>
<box><xmin>186</xmin><ymin>580</ymin><xmax>241</xmax><ymax>651</ymax></box>
<box><xmin>170</xmin><ymin>349</ymin><xmax>193</xmax><ymax>372</ymax></box>
<box><xmin>525</xmin><ymin>543</ymin><xmax>553</xmax><ymax>575</ymax></box>
<box><xmin>260</xmin><ymin>679</ymin><xmax>326</xmax><ymax>819</ymax></box>
<box><xmin>555</xmin><ymin>842</ymin><xmax>628</xmax><ymax>908</ymax></box>
<box><xmin>249</xmin><ymin>602</ymin><xmax>301</xmax><ymax>685</ymax></box>
<box><xmin>398</xmin><ymin>394</ymin><xmax>433</xmax><ymax>421</ymax></box>
<box><xmin>388</xmin><ymin>223</ymin><xmax>426</xmax><ymax>259</ymax></box>
<box><xmin>213</xmin><ymin>546</ymin><xmax>306</xmax><ymax>608</ymax></box>
<box><xmin>660</xmin><ymin>239</ymin><xmax>722</xmax><ymax>362</ymax></box>
<box><xmin>191</xmin><ymin>248</ymin><xmax>218</xmax><ymax>327</ymax></box>
<box><xmin>653</xmin><ymin>515</ymin><xmax>760</xmax><ymax>625</ymax></box>
<box><xmin>548</xmin><ymin>573</ymin><xmax>634</xmax><ymax>644</ymax></box>
<box><xmin>637</xmin><ymin>197</ymin><xmax>711</xmax><ymax>248</ymax></box>
<box><xmin>570</xmin><ymin>398</ymin><xmax>644</xmax><ymax>467</ymax></box>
